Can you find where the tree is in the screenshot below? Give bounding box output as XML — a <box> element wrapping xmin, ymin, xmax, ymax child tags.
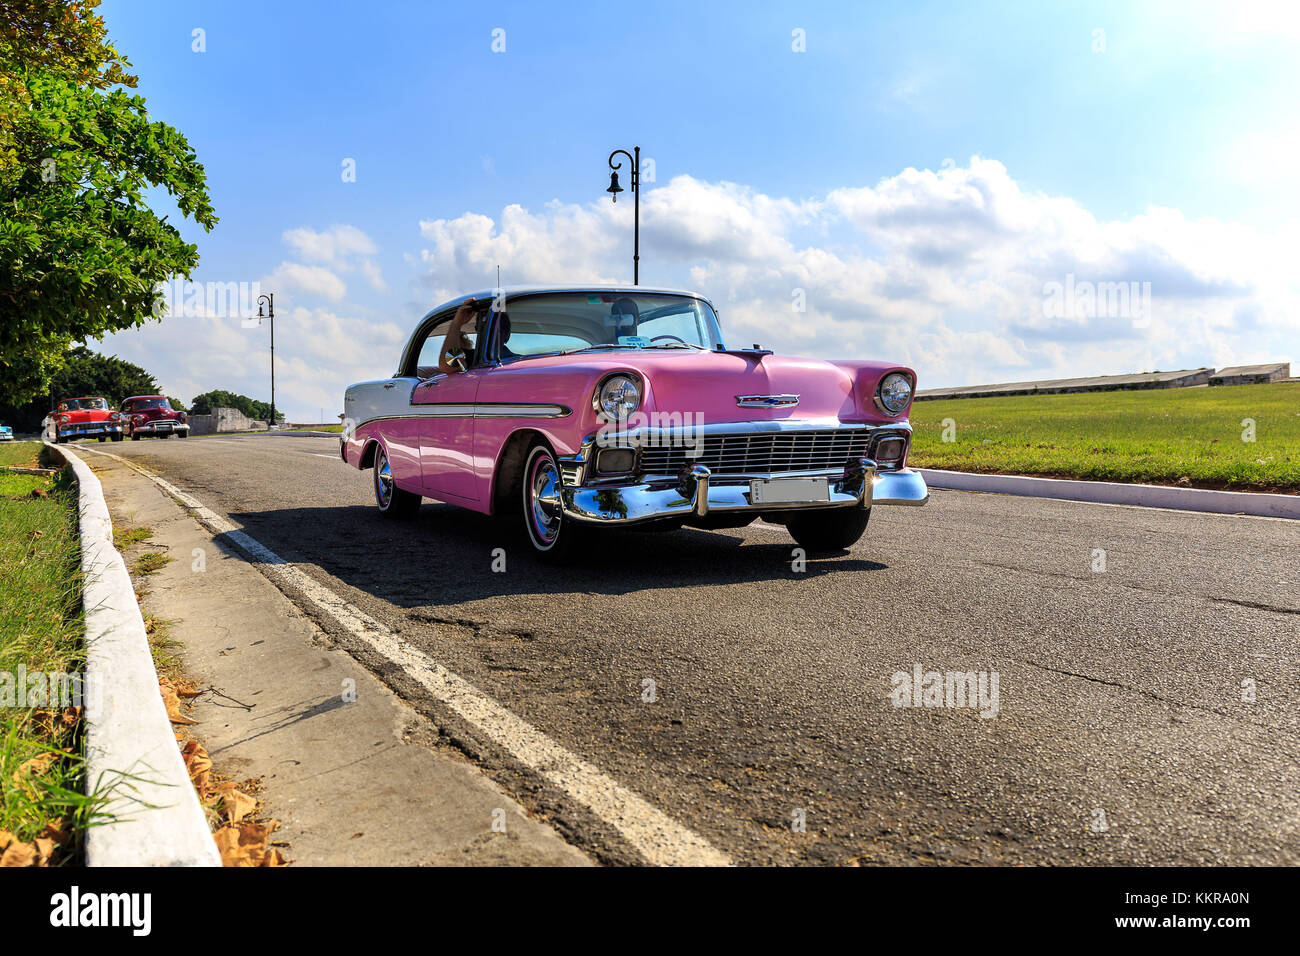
<box><xmin>0</xmin><ymin>345</ymin><xmax>161</xmax><ymax>431</ymax></box>
<box><xmin>189</xmin><ymin>390</ymin><xmax>284</xmax><ymax>423</ymax></box>
<box><xmin>0</xmin><ymin>0</ymin><xmax>216</xmax><ymax>403</ymax></box>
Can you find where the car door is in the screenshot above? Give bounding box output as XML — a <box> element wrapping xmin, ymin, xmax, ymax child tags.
<box><xmin>409</xmin><ymin>314</ymin><xmax>484</xmax><ymax>501</ymax></box>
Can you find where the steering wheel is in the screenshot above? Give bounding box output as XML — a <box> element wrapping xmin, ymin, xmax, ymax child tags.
<box><xmin>650</xmin><ymin>334</ymin><xmax>686</xmax><ymax>345</ymax></box>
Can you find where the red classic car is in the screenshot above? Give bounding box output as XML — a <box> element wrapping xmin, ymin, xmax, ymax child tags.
<box><xmin>121</xmin><ymin>395</ymin><xmax>190</xmax><ymax>439</ymax></box>
<box><xmin>50</xmin><ymin>396</ymin><xmax>123</xmax><ymax>443</ymax></box>
<box><xmin>343</xmin><ymin>286</ymin><xmax>928</xmax><ymax>560</ymax></box>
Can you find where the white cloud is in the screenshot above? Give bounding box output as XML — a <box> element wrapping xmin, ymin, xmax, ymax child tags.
<box><xmin>268</xmin><ymin>262</ymin><xmax>347</xmax><ymax>302</ymax></box>
<box><xmin>413</xmin><ymin>161</ymin><xmax>1298</xmax><ymax>389</ymax></box>
<box><xmin>98</xmin><ymin>166</ymin><xmax>1298</xmax><ymax>420</ymax></box>
<box><xmin>283</xmin><ymin>224</ymin><xmax>378</xmax><ymax>264</ymax></box>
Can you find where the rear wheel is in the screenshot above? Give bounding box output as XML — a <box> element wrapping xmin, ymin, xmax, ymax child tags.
<box><xmin>373</xmin><ymin>444</ymin><xmax>420</xmax><ymax>518</ymax></box>
<box><xmin>110</xmin><ymin>433</ymin><xmax>123</xmax><ymax>442</ymax></box>
<box><xmin>522</xmin><ymin>441</ymin><xmax>586</xmax><ymax>561</ymax></box>
<box><xmin>786</xmin><ymin>508</ymin><xmax>871</xmax><ymax>552</ymax></box>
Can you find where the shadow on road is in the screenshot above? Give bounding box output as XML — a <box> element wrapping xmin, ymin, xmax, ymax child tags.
<box><xmin>222</xmin><ymin>502</ymin><xmax>888</xmax><ymax>608</ymax></box>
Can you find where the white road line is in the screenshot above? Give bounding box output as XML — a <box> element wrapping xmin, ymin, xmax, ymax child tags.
<box><xmin>78</xmin><ymin>445</ymin><xmax>730</xmax><ymax>867</ymax></box>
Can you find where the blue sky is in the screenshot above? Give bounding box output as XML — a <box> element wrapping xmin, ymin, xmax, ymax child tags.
<box><xmin>97</xmin><ymin>0</ymin><xmax>1299</xmax><ymax>419</ymax></box>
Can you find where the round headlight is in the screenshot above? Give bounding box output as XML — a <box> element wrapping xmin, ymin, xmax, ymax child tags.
<box><xmin>594</xmin><ymin>374</ymin><xmax>641</xmax><ymax>421</ymax></box>
<box><xmin>877</xmin><ymin>372</ymin><xmax>913</xmax><ymax>415</ymax></box>
<box><xmin>59</xmin><ymin>415</ymin><xmax>70</xmax><ymax>424</ymax></box>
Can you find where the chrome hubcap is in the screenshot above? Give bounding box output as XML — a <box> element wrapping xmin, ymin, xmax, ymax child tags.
<box><xmin>529</xmin><ymin>456</ymin><xmax>561</xmax><ymax>543</ymax></box>
<box><xmin>375</xmin><ymin>449</ymin><xmax>393</xmax><ymax>507</ymax></box>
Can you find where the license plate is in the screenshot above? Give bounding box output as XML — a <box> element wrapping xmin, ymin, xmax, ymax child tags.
<box><xmin>750</xmin><ymin>477</ymin><xmax>830</xmax><ymax>505</ymax></box>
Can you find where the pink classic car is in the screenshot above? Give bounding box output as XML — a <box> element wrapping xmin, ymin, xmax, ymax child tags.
<box><xmin>342</xmin><ymin>287</ymin><xmax>928</xmax><ymax>559</ymax></box>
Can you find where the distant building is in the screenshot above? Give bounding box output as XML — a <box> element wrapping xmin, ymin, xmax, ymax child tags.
<box><xmin>914</xmin><ymin>368</ymin><xmax>1213</xmax><ymax>401</ymax></box>
<box><xmin>1208</xmin><ymin>363</ymin><xmax>1290</xmax><ymax>386</ymax></box>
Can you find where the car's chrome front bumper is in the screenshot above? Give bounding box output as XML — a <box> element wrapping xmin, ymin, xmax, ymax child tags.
<box><xmin>59</xmin><ymin>423</ymin><xmax>122</xmax><ymax>437</ymax></box>
<box><xmin>133</xmin><ymin>421</ymin><xmax>188</xmax><ymax>434</ymax></box>
<box><xmin>561</xmin><ymin>458</ymin><xmax>928</xmax><ymax>526</ymax></box>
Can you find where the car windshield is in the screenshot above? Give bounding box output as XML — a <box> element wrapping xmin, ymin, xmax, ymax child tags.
<box><xmin>67</xmin><ymin>398</ymin><xmax>108</xmax><ymax>410</ymax></box>
<box><xmin>492</xmin><ymin>292</ymin><xmax>719</xmax><ymax>362</ymax></box>
<box><xmin>136</xmin><ymin>398</ymin><xmax>171</xmax><ymax>409</ymax></box>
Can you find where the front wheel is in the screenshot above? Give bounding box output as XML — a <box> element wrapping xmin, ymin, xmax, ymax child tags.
<box><xmin>521</xmin><ymin>442</ymin><xmax>586</xmax><ymax>561</ymax></box>
<box><xmin>373</xmin><ymin>444</ymin><xmax>420</xmax><ymax>518</ymax></box>
<box><xmin>176</xmin><ymin>431</ymin><xmax>187</xmax><ymax>438</ymax></box>
<box><xmin>786</xmin><ymin>508</ymin><xmax>871</xmax><ymax>553</ymax></box>
<box><xmin>130</xmin><ymin>433</ymin><xmax>141</xmax><ymax>440</ymax></box>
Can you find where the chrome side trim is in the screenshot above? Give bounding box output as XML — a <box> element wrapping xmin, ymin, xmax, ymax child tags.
<box><xmin>351</xmin><ymin>403</ymin><xmax>572</xmax><ymax>429</ymax></box>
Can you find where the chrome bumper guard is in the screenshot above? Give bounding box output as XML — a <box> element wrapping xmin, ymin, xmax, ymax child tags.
<box><xmin>561</xmin><ymin>457</ymin><xmax>929</xmax><ymax>526</ymax></box>
<box><xmin>135</xmin><ymin>422</ymin><xmax>188</xmax><ymax>433</ymax></box>
<box><xmin>62</xmin><ymin>423</ymin><xmax>122</xmax><ymax>436</ymax></box>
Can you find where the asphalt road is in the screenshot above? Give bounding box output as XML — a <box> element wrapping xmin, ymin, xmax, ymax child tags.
<box><xmin>95</xmin><ymin>433</ymin><xmax>1299</xmax><ymax>865</ymax></box>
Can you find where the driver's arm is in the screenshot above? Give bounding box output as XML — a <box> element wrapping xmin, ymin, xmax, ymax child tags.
<box><xmin>438</xmin><ymin>300</ymin><xmax>477</xmax><ymax>373</ymax></box>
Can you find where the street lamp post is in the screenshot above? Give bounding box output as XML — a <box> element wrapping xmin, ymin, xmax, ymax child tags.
<box><xmin>606</xmin><ymin>146</ymin><xmax>640</xmax><ymax>285</ymax></box>
<box><xmin>244</xmin><ymin>292</ymin><xmax>276</xmax><ymax>427</ymax></box>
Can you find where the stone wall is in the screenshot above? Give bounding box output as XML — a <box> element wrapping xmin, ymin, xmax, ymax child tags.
<box><xmin>187</xmin><ymin>407</ymin><xmax>269</xmax><ymax>434</ymax></box>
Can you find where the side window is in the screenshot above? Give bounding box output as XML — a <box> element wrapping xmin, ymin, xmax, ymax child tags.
<box><xmin>413</xmin><ymin>314</ymin><xmax>478</xmax><ymax>377</ymax></box>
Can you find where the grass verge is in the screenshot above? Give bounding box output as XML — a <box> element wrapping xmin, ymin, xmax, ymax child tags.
<box><xmin>0</xmin><ymin>447</ymin><xmax>99</xmax><ymax>865</ymax></box>
<box><xmin>909</xmin><ymin>382</ymin><xmax>1300</xmax><ymax>492</ymax></box>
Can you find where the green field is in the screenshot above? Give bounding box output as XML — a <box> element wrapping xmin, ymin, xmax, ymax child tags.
<box><xmin>908</xmin><ymin>382</ymin><xmax>1300</xmax><ymax>493</ymax></box>
<box><xmin>1</xmin><ymin>443</ymin><xmax>98</xmax><ymax>864</ymax></box>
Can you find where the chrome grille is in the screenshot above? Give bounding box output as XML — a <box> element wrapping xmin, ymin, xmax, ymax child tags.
<box><xmin>638</xmin><ymin>429</ymin><xmax>900</xmax><ymax>477</ymax></box>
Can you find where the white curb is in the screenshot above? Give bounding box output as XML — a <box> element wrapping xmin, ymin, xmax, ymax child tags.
<box><xmin>44</xmin><ymin>442</ymin><xmax>221</xmax><ymax>866</ymax></box>
<box><xmin>918</xmin><ymin>468</ymin><xmax>1300</xmax><ymax>519</ymax></box>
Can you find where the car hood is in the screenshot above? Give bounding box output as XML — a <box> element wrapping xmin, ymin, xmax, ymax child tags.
<box><xmin>490</xmin><ymin>350</ymin><xmax>914</xmax><ymax>424</ymax></box>
<box><xmin>60</xmin><ymin>408</ymin><xmax>112</xmax><ymax>422</ymax></box>
<box><xmin>134</xmin><ymin>407</ymin><xmax>183</xmax><ymax>420</ymax></box>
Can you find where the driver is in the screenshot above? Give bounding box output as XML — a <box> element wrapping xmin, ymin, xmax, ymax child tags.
<box><xmin>496</xmin><ymin>312</ymin><xmax>517</xmax><ymax>361</ymax></box>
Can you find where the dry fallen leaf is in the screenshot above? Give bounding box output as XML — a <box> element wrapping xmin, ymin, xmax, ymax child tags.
<box><xmin>222</xmin><ymin>789</ymin><xmax>258</xmax><ymax>824</ymax></box>
<box><xmin>12</xmin><ymin>753</ymin><xmax>56</xmax><ymax>784</ymax></box>
<box><xmin>161</xmin><ymin>680</ymin><xmax>198</xmax><ymax>726</ymax></box>
<box><xmin>0</xmin><ymin>841</ymin><xmax>36</xmax><ymax>867</ymax></box>
<box><xmin>215</xmin><ymin>821</ymin><xmax>280</xmax><ymax>867</ymax></box>
<box><xmin>34</xmin><ymin>838</ymin><xmax>56</xmax><ymax>866</ymax></box>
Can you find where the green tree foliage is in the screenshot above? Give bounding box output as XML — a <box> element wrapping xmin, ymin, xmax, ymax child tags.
<box><xmin>0</xmin><ymin>0</ymin><xmax>216</xmax><ymax>403</ymax></box>
<box><xmin>0</xmin><ymin>345</ymin><xmax>164</xmax><ymax>431</ymax></box>
<box><xmin>188</xmin><ymin>390</ymin><xmax>284</xmax><ymax>423</ymax></box>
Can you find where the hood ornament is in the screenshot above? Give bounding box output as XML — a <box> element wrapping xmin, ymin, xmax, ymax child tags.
<box><xmin>736</xmin><ymin>394</ymin><xmax>799</xmax><ymax>408</ymax></box>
